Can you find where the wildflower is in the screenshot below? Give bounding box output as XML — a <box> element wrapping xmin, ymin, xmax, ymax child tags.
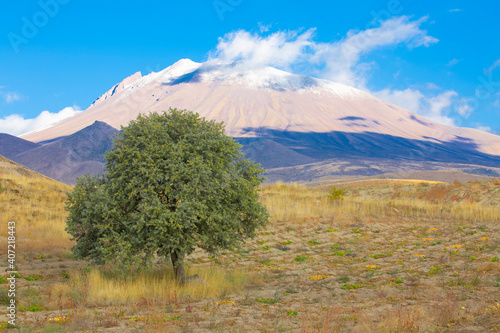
<box><xmin>214</xmin><ymin>299</ymin><xmax>235</xmax><ymax>306</ymax></box>
<box><xmin>423</xmin><ymin>238</ymin><xmax>433</xmax><ymax>241</ymax></box>
<box><xmin>448</xmin><ymin>245</ymin><xmax>463</xmax><ymax>249</ymax></box>
<box><xmin>481</xmin><ymin>237</ymin><xmax>489</xmax><ymax>240</ymax></box>
<box><xmin>309</xmin><ymin>275</ymin><xmax>333</xmax><ymax>281</ymax></box>
<box><xmin>413</xmin><ymin>254</ymin><xmax>425</xmax><ymax>257</ymax></box>
<box><xmin>48</xmin><ymin>317</ymin><xmax>67</xmax><ymax>323</ymax></box>
<box><xmin>428</xmin><ymin>228</ymin><xmax>438</xmax><ymax>232</ymax></box>
<box><xmin>366</xmin><ymin>265</ymin><xmax>380</xmax><ymax>270</ymax></box>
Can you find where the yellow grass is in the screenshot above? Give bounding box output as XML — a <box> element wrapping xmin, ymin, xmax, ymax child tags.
<box><xmin>259</xmin><ymin>181</ymin><xmax>500</xmax><ymax>223</ymax></box>
<box><xmin>3</xmin><ymin>174</ymin><xmax>497</xmax><ymax>259</ymax></box>
<box><xmin>0</xmin><ymin>173</ymin><xmax>72</xmax><ymax>255</ymax></box>
<box><xmin>50</xmin><ymin>266</ymin><xmax>261</xmax><ymax>307</ymax></box>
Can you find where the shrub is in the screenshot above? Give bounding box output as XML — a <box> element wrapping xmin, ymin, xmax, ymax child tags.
<box><xmin>326</xmin><ymin>187</ymin><xmax>346</xmax><ymax>201</ymax></box>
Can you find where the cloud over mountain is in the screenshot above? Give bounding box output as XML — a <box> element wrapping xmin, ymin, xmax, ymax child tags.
<box><xmin>212</xmin><ymin>16</ymin><xmax>437</xmax><ymax>89</ymax></box>
<box><xmin>209</xmin><ymin>17</ymin><xmax>475</xmax><ymax>127</ymax></box>
<box><xmin>0</xmin><ymin>106</ymin><xmax>81</xmax><ymax>136</ymax></box>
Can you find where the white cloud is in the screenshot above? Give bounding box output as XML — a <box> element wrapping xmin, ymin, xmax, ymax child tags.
<box><xmin>212</xmin><ymin>16</ymin><xmax>438</xmax><ymax>89</ymax></box>
<box><xmin>258</xmin><ymin>22</ymin><xmax>272</xmax><ymax>33</ymax></box>
<box><xmin>456</xmin><ymin>98</ymin><xmax>473</xmax><ymax>117</ymax></box>
<box><xmin>449</xmin><ymin>9</ymin><xmax>463</xmax><ymax>12</ymax></box>
<box><xmin>212</xmin><ymin>29</ymin><xmax>315</xmax><ymax>71</ymax></box>
<box><xmin>373</xmin><ymin>89</ymin><xmax>459</xmax><ymax>126</ymax></box>
<box><xmin>426</xmin><ymin>82</ymin><xmax>441</xmax><ymax>90</ymax></box>
<box><xmin>447</xmin><ymin>58</ymin><xmax>460</xmax><ymax>66</ymax></box>
<box><xmin>476</xmin><ymin>125</ymin><xmax>492</xmax><ymax>133</ymax></box>
<box><xmin>374</xmin><ymin>88</ymin><xmax>425</xmax><ymax>116</ymax></box>
<box><xmin>0</xmin><ymin>106</ymin><xmax>81</xmax><ymax>136</ymax></box>
<box><xmin>0</xmin><ymin>87</ymin><xmax>22</xmax><ymax>104</ymax></box>
<box><xmin>4</xmin><ymin>92</ymin><xmax>21</xmax><ymax>104</ymax></box>
<box><xmin>427</xmin><ymin>91</ymin><xmax>458</xmax><ymax>125</ymax></box>
<box><xmin>314</xmin><ymin>16</ymin><xmax>438</xmax><ymax>88</ymax></box>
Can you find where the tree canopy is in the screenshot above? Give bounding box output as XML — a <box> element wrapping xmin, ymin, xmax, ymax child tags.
<box><xmin>65</xmin><ymin>109</ymin><xmax>269</xmax><ymax>281</ymax></box>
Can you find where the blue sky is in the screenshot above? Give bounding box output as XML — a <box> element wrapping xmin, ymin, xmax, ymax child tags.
<box><xmin>1</xmin><ymin>0</ymin><xmax>500</xmax><ymax>136</ymax></box>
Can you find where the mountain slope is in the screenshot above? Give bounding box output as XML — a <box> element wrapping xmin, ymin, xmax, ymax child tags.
<box><xmin>0</xmin><ymin>133</ymin><xmax>41</xmax><ymax>159</ymax></box>
<box><xmin>239</xmin><ymin>139</ymin><xmax>317</xmax><ymax>169</ymax></box>
<box><xmin>11</xmin><ymin>121</ymin><xmax>118</xmax><ymax>184</ymax></box>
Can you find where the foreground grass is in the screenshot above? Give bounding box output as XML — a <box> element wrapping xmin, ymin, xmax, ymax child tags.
<box><xmin>1</xmin><ymin>177</ymin><xmax>500</xmax><ymax>331</ymax></box>
<box><xmin>74</xmin><ymin>266</ymin><xmax>260</xmax><ymax>306</ymax></box>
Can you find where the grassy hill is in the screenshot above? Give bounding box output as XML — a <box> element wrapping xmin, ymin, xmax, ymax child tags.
<box><xmin>0</xmin><ymin>155</ymin><xmax>73</xmax><ymax>256</ymax></box>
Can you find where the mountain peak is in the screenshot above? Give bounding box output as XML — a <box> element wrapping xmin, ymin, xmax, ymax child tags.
<box><xmin>136</xmin><ymin>59</ymin><xmax>365</xmax><ymax>98</ymax></box>
<box><xmin>170</xmin><ymin>58</ymin><xmax>200</xmax><ymax>70</ymax></box>
<box><xmin>69</xmin><ymin>120</ymin><xmax>118</xmax><ymax>138</ymax></box>
<box><xmin>90</xmin><ymin>71</ymin><xmax>143</xmax><ymax>108</ymax></box>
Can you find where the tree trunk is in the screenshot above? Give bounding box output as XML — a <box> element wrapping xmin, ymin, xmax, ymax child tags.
<box><xmin>170</xmin><ymin>251</ymin><xmax>185</xmax><ymax>283</ymax></box>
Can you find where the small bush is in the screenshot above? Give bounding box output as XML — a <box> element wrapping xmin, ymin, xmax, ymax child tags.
<box><xmin>19</xmin><ymin>305</ymin><xmax>42</xmax><ymax>312</ymax></box>
<box><xmin>427</xmin><ymin>267</ymin><xmax>441</xmax><ymax>276</ymax></box>
<box><xmin>256</xmin><ymin>297</ymin><xmax>279</xmax><ymax>305</ymax></box>
<box><xmin>24</xmin><ymin>274</ymin><xmax>44</xmax><ymax>281</ymax></box>
<box><xmin>341</xmin><ymin>283</ymin><xmax>363</xmax><ymax>290</ymax></box>
<box><xmin>293</xmin><ymin>256</ymin><xmax>310</xmax><ymax>262</ymax></box>
<box><xmin>327</xmin><ymin>187</ymin><xmax>346</xmax><ymax>201</ymax></box>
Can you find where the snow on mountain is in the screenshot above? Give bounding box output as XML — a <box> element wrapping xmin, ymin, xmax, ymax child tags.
<box><xmin>21</xmin><ymin>59</ymin><xmax>500</xmax><ymax>158</ymax></box>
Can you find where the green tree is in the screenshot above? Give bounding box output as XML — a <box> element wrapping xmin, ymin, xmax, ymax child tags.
<box><xmin>65</xmin><ymin>109</ymin><xmax>268</xmax><ymax>282</ymax></box>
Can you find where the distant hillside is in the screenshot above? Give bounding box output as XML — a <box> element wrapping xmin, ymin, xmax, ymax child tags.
<box><xmin>8</xmin><ymin>121</ymin><xmax>119</xmax><ymax>184</ymax></box>
<box><xmin>264</xmin><ymin>157</ymin><xmax>500</xmax><ymax>184</ymax></box>
<box><xmin>0</xmin><ymin>133</ymin><xmax>40</xmax><ymax>159</ymax></box>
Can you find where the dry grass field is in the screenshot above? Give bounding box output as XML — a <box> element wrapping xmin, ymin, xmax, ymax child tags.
<box><xmin>0</xmin><ymin>160</ymin><xmax>73</xmax><ymax>256</ymax></box>
<box><xmin>1</xmin><ymin>170</ymin><xmax>500</xmax><ymax>332</ymax></box>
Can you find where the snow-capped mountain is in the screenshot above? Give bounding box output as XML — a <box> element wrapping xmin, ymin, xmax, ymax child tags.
<box><xmin>15</xmin><ymin>58</ymin><xmax>500</xmax><ymax>184</ymax></box>
<box><xmin>22</xmin><ymin>59</ymin><xmax>500</xmax><ymax>157</ymax></box>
